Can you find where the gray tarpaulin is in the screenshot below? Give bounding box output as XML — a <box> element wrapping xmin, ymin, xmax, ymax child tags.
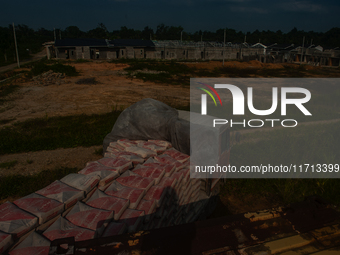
<box><xmin>103</xmin><ymin>98</ymin><xmax>190</xmax><ymax>155</ymax></box>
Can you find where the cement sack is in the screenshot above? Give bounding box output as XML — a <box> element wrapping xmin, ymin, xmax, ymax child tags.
<box><xmin>137</xmin><ymin>141</ymin><xmax>167</xmax><ymax>154</ymax></box>
<box><xmin>172</xmin><ymin>172</ymin><xmax>184</xmax><ymax>187</ymax></box>
<box><xmin>106</xmin><ymin>146</ymin><xmax>119</xmax><ymax>153</ymax></box>
<box><xmin>78</xmin><ymin>163</ymin><xmax>119</xmax><ymax>187</ymax></box>
<box><xmin>118</xmin><ymin>209</ymin><xmax>144</xmax><ymax>233</ymax></box>
<box><xmin>65</xmin><ymin>202</ymin><xmax>112</xmax><ymax>236</ymax></box>
<box><xmin>167</xmin><ymin>205</ymin><xmax>176</xmax><ymax>219</ymax></box>
<box><xmin>143</xmin><ymin>161</ymin><xmax>176</xmax><ymax>177</ymax></box>
<box><xmin>97</xmin><ymin>157</ymin><xmax>132</xmax><ymax>174</ymax></box>
<box><xmin>190</xmin><ymin>178</ymin><xmax>200</xmax><ymax>186</ymax></box>
<box><xmin>190</xmin><ymin>191</ymin><xmax>200</xmax><ymax>204</ymax></box>
<box><xmin>163</xmin><ymin>148</ymin><xmax>190</xmax><ymax>163</ymax></box>
<box><xmin>104</xmin><ymin>151</ymin><xmax>144</xmax><ymax>165</ymax></box>
<box><xmin>0</xmin><ymin>202</ymin><xmax>38</xmax><ymax>239</ymax></box>
<box><xmin>166</xmin><ymin>192</ymin><xmax>176</xmax><ymax>207</ymax></box>
<box><xmin>86</xmin><ymin>190</ymin><xmax>129</xmax><ymax>220</ymax></box>
<box><xmin>117</xmin><ymin>139</ymin><xmax>139</xmax><ymax>148</ymax></box>
<box><xmin>13</xmin><ymin>193</ymin><xmax>64</xmax><ymax>224</ymax></box>
<box><xmin>117</xmin><ymin>171</ymin><xmax>154</xmax><ymax>191</ymax></box>
<box><xmin>8</xmin><ymin>231</ymin><xmax>50</xmax><ymax>255</ymax></box>
<box><xmin>136</xmin><ymin>200</ymin><xmax>156</xmax><ymax>223</ymax></box>
<box><xmin>179</xmin><ymin>167</ymin><xmax>190</xmax><ymax>179</ymax></box>
<box><xmin>157</xmin><ymin>177</ymin><xmax>177</xmax><ymax>196</ymax></box>
<box><xmin>103</xmin><ymin>99</ymin><xmax>190</xmax><ymax>155</ymax></box>
<box><xmin>105</xmin><ymin>181</ymin><xmax>145</xmax><ymax>209</ymax></box>
<box><xmin>148</xmin><ymin>140</ymin><xmax>172</xmax><ymax>149</ymax></box>
<box><xmin>102</xmin><ymin>222</ymin><xmax>127</xmax><ymax>237</ymax></box>
<box><xmin>82</xmin><ymin>187</ymin><xmax>98</xmax><ymax>203</ymax></box>
<box><xmin>133</xmin><ymin>164</ymin><xmax>165</xmax><ymax>184</ymax></box>
<box><xmin>184</xmin><ymin>210</ymin><xmax>195</xmax><ymax>224</ymax></box>
<box><xmin>0</xmin><ymin>231</ymin><xmax>12</xmax><ymax>254</ymax></box>
<box><xmin>155</xmin><ymin>201</ymin><xmax>167</xmax><ymax>219</ymax></box>
<box><xmin>43</xmin><ymin>217</ymin><xmax>95</xmax><ymax>242</ymax></box>
<box><xmin>35</xmin><ymin>180</ymin><xmax>85</xmax><ymax>210</ymax></box>
<box><xmin>154</xmin><ymin>154</ymin><xmax>184</xmax><ymax>171</ymax></box>
<box><xmin>125</xmin><ymin>146</ymin><xmax>156</xmax><ymax>159</ymax></box>
<box><xmin>108</xmin><ymin>142</ymin><xmax>125</xmax><ymax>151</ymax></box>
<box><xmin>60</xmin><ymin>173</ymin><xmax>99</xmax><ymax>194</ymax></box>
<box><xmin>143</xmin><ymin>186</ymin><xmax>167</xmax><ymax>208</ymax></box>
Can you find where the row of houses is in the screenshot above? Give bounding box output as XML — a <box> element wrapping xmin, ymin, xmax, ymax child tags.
<box><xmin>44</xmin><ymin>38</ymin><xmax>340</xmax><ymax>67</ymax></box>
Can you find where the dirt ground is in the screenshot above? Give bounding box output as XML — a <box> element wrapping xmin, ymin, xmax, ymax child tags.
<box><xmin>0</xmin><ymin>61</ymin><xmax>189</xmax><ymax>125</ymax></box>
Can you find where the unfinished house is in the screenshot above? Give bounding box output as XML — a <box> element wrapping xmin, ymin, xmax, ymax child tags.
<box><xmin>151</xmin><ymin>41</ymin><xmax>264</xmax><ymax>61</ymax></box>
<box><xmin>54</xmin><ymin>38</ymin><xmax>155</xmax><ymax>60</ymax></box>
<box><xmin>53</xmin><ymin>38</ymin><xmax>264</xmax><ymax>61</ymax></box>
<box><xmin>290</xmin><ymin>45</ymin><xmax>340</xmax><ymax>66</ymax></box>
<box><xmin>50</xmin><ymin>38</ymin><xmax>340</xmax><ymax>66</ymax></box>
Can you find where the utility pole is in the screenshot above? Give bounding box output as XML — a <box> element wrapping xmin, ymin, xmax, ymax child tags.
<box><xmin>300</xmin><ymin>36</ymin><xmax>305</xmax><ymax>64</ymax></box>
<box><xmin>54</xmin><ymin>28</ymin><xmax>56</xmax><ymax>41</ymax></box>
<box><xmin>181</xmin><ymin>31</ymin><xmax>183</xmax><ymax>43</ymax></box>
<box><xmin>59</xmin><ymin>30</ymin><xmax>61</xmax><ymax>40</ymax></box>
<box><xmin>223</xmin><ymin>29</ymin><xmax>226</xmax><ymax>66</ymax></box>
<box><xmin>12</xmin><ymin>23</ymin><xmax>20</xmax><ymax>68</ymax></box>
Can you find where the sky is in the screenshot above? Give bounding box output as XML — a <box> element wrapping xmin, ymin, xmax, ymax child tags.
<box><xmin>1</xmin><ymin>0</ymin><xmax>339</xmax><ymax>33</ymax></box>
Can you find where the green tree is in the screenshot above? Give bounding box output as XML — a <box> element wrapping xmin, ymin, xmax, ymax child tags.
<box><xmin>63</xmin><ymin>26</ymin><xmax>85</xmax><ymax>39</ymax></box>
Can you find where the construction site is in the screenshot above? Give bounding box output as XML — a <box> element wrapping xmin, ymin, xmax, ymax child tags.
<box><xmin>1</xmin><ymin>46</ymin><xmax>340</xmax><ymax>254</ymax></box>
<box><xmin>43</xmin><ymin>38</ymin><xmax>340</xmax><ymax>67</ymax></box>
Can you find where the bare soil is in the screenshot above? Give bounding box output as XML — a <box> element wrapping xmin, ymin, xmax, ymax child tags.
<box><xmin>0</xmin><ymin>61</ymin><xmax>189</xmax><ymax>125</ymax></box>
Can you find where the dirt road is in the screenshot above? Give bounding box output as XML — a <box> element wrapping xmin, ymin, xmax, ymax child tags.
<box><xmin>0</xmin><ymin>49</ymin><xmax>47</xmax><ymax>74</ymax></box>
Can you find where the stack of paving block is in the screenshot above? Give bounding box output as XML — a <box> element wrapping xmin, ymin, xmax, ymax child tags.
<box><xmin>0</xmin><ymin>139</ymin><xmax>210</xmax><ymax>255</ymax></box>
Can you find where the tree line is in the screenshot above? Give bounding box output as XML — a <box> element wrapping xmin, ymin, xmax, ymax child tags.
<box><xmin>1</xmin><ymin>23</ymin><xmax>339</xmax><ymax>66</ymax></box>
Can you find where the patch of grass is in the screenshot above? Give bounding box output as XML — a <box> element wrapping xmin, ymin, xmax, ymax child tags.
<box><xmin>28</xmin><ymin>62</ymin><xmax>78</xmax><ymax>78</ymax></box>
<box><xmin>0</xmin><ymin>160</ymin><xmax>18</xmax><ymax>169</ymax></box>
<box><xmin>0</xmin><ymin>111</ymin><xmax>121</xmax><ymax>154</ymax></box>
<box><xmin>75</xmin><ymin>59</ymin><xmax>90</xmax><ymax>63</ymax></box>
<box><xmin>75</xmin><ymin>77</ymin><xmax>98</xmax><ymax>85</ymax></box>
<box><xmin>134</xmin><ymin>72</ymin><xmax>173</xmax><ymax>84</ymax></box>
<box><xmin>125</xmin><ymin>61</ymin><xmax>196</xmax><ymax>75</ymax></box>
<box><xmin>122</xmin><ymin>60</ymin><xmax>198</xmax><ymax>85</ymax></box>
<box><xmin>121</xmin><ymin>60</ymin><xmax>340</xmax><ymax>86</ymax></box>
<box><xmin>0</xmin><ymin>167</ymin><xmax>79</xmax><ymax>200</ymax></box>
<box><xmin>0</xmin><ymin>118</ymin><xmax>15</xmax><ymax>125</ymax></box>
<box><xmin>26</xmin><ymin>159</ymin><xmax>33</xmax><ymax>164</ymax></box>
<box><xmin>94</xmin><ymin>147</ymin><xmax>103</xmax><ymax>156</ymax></box>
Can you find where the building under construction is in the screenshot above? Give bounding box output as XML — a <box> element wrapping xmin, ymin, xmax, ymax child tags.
<box><xmin>45</xmin><ymin>38</ymin><xmax>340</xmax><ymax>67</ymax></box>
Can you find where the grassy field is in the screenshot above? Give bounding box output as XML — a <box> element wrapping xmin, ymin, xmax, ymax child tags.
<box><xmin>112</xmin><ymin>59</ymin><xmax>340</xmax><ymax>86</ymax></box>
<box><xmin>0</xmin><ymin>111</ymin><xmax>121</xmax><ymax>154</ymax></box>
